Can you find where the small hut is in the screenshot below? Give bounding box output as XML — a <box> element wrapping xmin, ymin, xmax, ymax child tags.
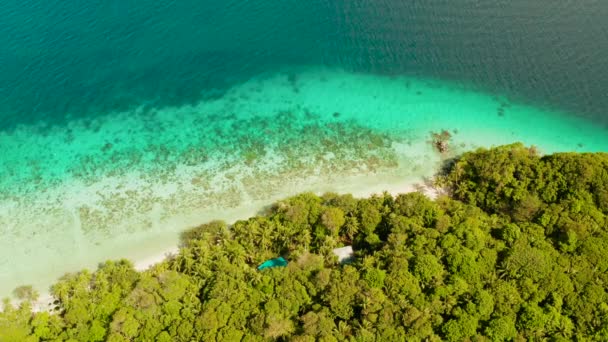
<box><xmin>332</xmin><ymin>246</ymin><xmax>354</xmax><ymax>264</ymax></box>
<box><xmin>257</xmin><ymin>257</ymin><xmax>288</xmax><ymax>270</ymax></box>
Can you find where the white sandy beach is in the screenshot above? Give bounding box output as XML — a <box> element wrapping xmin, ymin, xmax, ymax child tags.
<box><xmin>13</xmin><ymin>179</ymin><xmax>438</xmax><ymax>313</ymax></box>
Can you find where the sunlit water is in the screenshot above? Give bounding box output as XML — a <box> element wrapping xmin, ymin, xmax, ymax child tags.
<box><xmin>0</xmin><ymin>0</ymin><xmax>607</xmax><ymax>295</ymax></box>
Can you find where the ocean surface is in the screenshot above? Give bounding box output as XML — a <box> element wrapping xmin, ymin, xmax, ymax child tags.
<box><xmin>0</xmin><ymin>0</ymin><xmax>607</xmax><ymax>296</ymax></box>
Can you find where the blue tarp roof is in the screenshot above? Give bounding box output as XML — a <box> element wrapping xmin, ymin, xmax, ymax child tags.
<box><xmin>257</xmin><ymin>257</ymin><xmax>288</xmax><ymax>270</ymax></box>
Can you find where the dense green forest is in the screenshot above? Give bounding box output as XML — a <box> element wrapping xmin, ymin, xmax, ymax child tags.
<box><xmin>2</xmin><ymin>143</ymin><xmax>608</xmax><ymax>341</ymax></box>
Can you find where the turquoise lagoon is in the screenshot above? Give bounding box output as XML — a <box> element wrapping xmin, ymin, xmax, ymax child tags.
<box><xmin>1</xmin><ymin>67</ymin><xmax>607</xmax><ymax>295</ymax></box>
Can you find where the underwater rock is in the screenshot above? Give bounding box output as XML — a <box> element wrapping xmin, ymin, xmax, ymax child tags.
<box><xmin>431</xmin><ymin>130</ymin><xmax>452</xmax><ymax>153</ymax></box>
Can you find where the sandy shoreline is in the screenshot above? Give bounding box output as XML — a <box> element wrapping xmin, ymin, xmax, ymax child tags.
<box><xmin>11</xmin><ymin>180</ymin><xmax>438</xmax><ymax>313</ymax></box>
<box><xmin>128</xmin><ymin>181</ymin><xmax>439</xmax><ymax>273</ymax></box>
<box><xmin>133</xmin><ymin>246</ymin><xmax>181</xmax><ymax>271</ymax></box>
<box><xmin>24</xmin><ymin>247</ymin><xmax>180</xmax><ymax>313</ymax></box>
<box><xmin>1</xmin><ymin>130</ymin><xmax>442</xmax><ymax>298</ymax></box>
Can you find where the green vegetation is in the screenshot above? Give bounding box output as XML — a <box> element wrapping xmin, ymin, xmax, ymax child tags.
<box><xmin>2</xmin><ymin>143</ymin><xmax>608</xmax><ymax>341</ymax></box>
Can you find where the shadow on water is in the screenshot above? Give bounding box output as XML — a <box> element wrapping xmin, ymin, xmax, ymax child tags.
<box><xmin>0</xmin><ymin>0</ymin><xmax>333</xmax><ymax>131</ymax></box>
<box><xmin>0</xmin><ymin>50</ymin><xmax>294</xmax><ymax>131</ymax></box>
<box><xmin>0</xmin><ymin>0</ymin><xmax>607</xmax><ymax>130</ymax></box>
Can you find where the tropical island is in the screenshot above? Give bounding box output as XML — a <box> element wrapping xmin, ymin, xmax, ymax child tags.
<box><xmin>2</xmin><ymin>143</ymin><xmax>608</xmax><ymax>341</ymax></box>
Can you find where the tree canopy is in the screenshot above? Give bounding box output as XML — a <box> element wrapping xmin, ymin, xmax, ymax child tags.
<box><xmin>2</xmin><ymin>143</ymin><xmax>608</xmax><ymax>341</ymax></box>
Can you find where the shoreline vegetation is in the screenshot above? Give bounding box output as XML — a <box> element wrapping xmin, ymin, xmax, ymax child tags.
<box><xmin>2</xmin><ymin>143</ymin><xmax>608</xmax><ymax>340</ymax></box>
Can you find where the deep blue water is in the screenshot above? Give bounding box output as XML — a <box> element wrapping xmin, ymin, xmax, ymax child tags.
<box><xmin>0</xmin><ymin>0</ymin><xmax>607</xmax><ymax>129</ymax></box>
